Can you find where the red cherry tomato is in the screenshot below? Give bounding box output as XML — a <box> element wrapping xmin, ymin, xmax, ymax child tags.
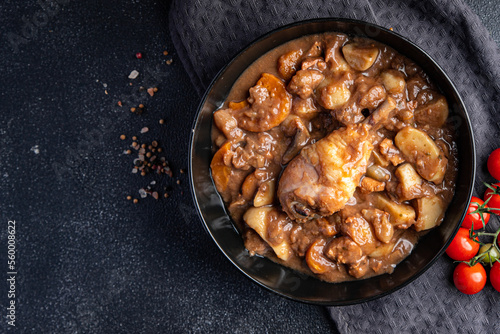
<box><xmin>491</xmin><ymin>261</ymin><xmax>500</xmax><ymax>293</ymax></box>
<box><xmin>487</xmin><ymin>148</ymin><xmax>500</xmax><ymax>180</ymax></box>
<box><xmin>484</xmin><ymin>183</ymin><xmax>500</xmax><ymax>210</ymax></box>
<box><xmin>446</xmin><ymin>227</ymin><xmax>480</xmax><ymax>261</ymax></box>
<box><xmin>461</xmin><ymin>196</ymin><xmax>490</xmax><ymax>230</ymax></box>
<box><xmin>453</xmin><ymin>262</ymin><xmax>486</xmax><ymax>295</ymax></box>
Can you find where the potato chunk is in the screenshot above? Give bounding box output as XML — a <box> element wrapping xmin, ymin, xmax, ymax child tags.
<box><xmin>380</xmin><ymin>70</ymin><xmax>406</xmax><ymax>95</ymax></box>
<box><xmin>342</xmin><ymin>43</ymin><xmax>379</xmax><ymax>71</ymax></box>
<box><xmin>243</xmin><ymin>207</ymin><xmax>291</xmax><ymax>260</ymax></box>
<box><xmin>414</xmin><ymin>196</ymin><xmax>446</xmax><ymax>231</ymax></box>
<box><xmin>394</xmin><ymin>127</ymin><xmax>448</xmax><ymax>184</ymax></box>
<box><xmin>253</xmin><ymin>179</ymin><xmax>276</xmax><ymax>207</ymax></box>
<box><xmin>375</xmin><ymin>194</ymin><xmax>416</xmax><ymax>228</ymax></box>
<box><xmin>395</xmin><ymin>163</ymin><xmax>424</xmax><ymax>201</ymax></box>
<box><xmin>319</xmin><ymin>80</ymin><xmax>351</xmax><ymax>109</ymax></box>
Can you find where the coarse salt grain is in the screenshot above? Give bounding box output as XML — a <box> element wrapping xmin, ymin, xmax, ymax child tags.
<box><xmin>128</xmin><ymin>70</ymin><xmax>139</xmax><ymax>79</ymax></box>
<box><xmin>139</xmin><ymin>188</ymin><xmax>147</xmax><ymax>198</ymax></box>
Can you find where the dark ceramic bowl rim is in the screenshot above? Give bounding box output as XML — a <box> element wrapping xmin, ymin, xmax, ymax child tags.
<box><xmin>189</xmin><ymin>18</ymin><xmax>475</xmax><ymax>306</ymax></box>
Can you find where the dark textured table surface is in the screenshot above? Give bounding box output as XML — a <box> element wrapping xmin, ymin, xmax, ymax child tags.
<box><xmin>0</xmin><ymin>1</ymin><xmax>498</xmax><ymax>333</ymax></box>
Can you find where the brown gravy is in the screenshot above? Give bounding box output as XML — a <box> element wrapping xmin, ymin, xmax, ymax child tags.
<box><xmin>210</xmin><ymin>32</ymin><xmax>457</xmax><ymax>283</ymax></box>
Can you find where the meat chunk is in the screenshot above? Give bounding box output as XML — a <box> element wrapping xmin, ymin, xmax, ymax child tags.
<box><xmin>340</xmin><ymin>215</ymin><xmax>377</xmax><ymax>251</ymax></box>
<box><xmin>325</xmin><ymin>236</ymin><xmax>364</xmax><ymax>265</ymax></box>
<box><xmin>348</xmin><ymin>257</ymin><xmax>370</xmax><ymax>278</ymax></box>
<box><xmin>324</xmin><ymin>34</ymin><xmax>350</xmax><ymax>72</ymax></box>
<box><xmin>278</xmin><ymin>49</ymin><xmax>303</xmax><ymax>80</ymax></box>
<box><xmin>360</xmin><ymin>176</ymin><xmax>385</xmax><ymax>193</ymax></box>
<box><xmin>301</xmin><ymin>57</ymin><xmax>327</xmax><ymax>71</ymax></box>
<box><xmin>379</xmin><ymin>138</ymin><xmax>405</xmax><ymax>166</ymax></box>
<box><xmin>358</xmin><ymin>85</ymin><xmax>386</xmax><ymax>110</ymax></box>
<box><xmin>287</xmin><ymin>69</ymin><xmax>324</xmax><ymax>99</ymax></box>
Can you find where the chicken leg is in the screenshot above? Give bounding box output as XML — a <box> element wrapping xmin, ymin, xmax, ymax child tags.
<box><xmin>278</xmin><ymin>97</ymin><xmax>397</xmax><ymax>221</ymax></box>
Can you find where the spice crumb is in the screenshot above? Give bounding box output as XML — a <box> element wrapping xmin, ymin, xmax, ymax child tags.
<box><xmin>152</xmin><ymin>192</ymin><xmax>159</xmax><ymax>200</ymax></box>
<box><xmin>132</xmin><ymin>136</ymin><xmax>137</xmax><ymax>141</ymax></box>
<box><xmin>147</xmin><ymin>88</ymin><xmax>155</xmax><ymax>97</ymax></box>
<box><xmin>164</xmin><ymin>193</ymin><xmax>169</xmax><ymax>198</ymax></box>
<box><xmin>133</xmin><ymin>198</ymin><xmax>139</xmax><ymax>204</ymax></box>
<box><xmin>163</xmin><ymin>50</ymin><xmax>169</xmax><ymax>56</ymax></box>
<box><xmin>130</xmin><ymin>107</ymin><xmax>136</xmax><ymax>113</ymax></box>
<box><xmin>166</xmin><ymin>59</ymin><xmax>173</xmax><ymax>65</ymax></box>
<box><xmin>176</xmin><ymin>180</ymin><xmax>181</xmax><ymax>185</ymax></box>
<box><xmin>117</xmin><ymin>101</ymin><xmax>122</xmax><ymax>107</ymax></box>
<box><xmin>139</xmin><ymin>104</ymin><xmax>144</xmax><ymax>109</ymax></box>
<box><xmin>120</xmin><ymin>134</ymin><xmax>126</xmax><ymax>140</ymax></box>
<box><xmin>159</xmin><ymin>119</ymin><xmax>165</xmax><ymax>124</ymax></box>
<box><xmin>126</xmin><ymin>196</ymin><xmax>132</xmax><ymax>200</ymax></box>
<box><xmin>128</xmin><ymin>70</ymin><xmax>139</xmax><ymax>79</ymax></box>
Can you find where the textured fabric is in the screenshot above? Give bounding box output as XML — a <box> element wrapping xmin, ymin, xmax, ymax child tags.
<box><xmin>169</xmin><ymin>0</ymin><xmax>500</xmax><ymax>333</ymax></box>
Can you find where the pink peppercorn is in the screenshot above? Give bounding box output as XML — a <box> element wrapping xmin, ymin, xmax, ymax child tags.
<box><xmin>135</xmin><ymin>52</ymin><xmax>143</xmax><ymax>59</ymax></box>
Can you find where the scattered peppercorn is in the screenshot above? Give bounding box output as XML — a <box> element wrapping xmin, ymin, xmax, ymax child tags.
<box><xmin>159</xmin><ymin>119</ymin><xmax>165</xmax><ymax>124</ymax></box>
<box><xmin>120</xmin><ymin>134</ymin><xmax>126</xmax><ymax>140</ymax></box>
<box><xmin>176</xmin><ymin>180</ymin><xmax>181</xmax><ymax>185</ymax></box>
<box><xmin>127</xmin><ymin>196</ymin><xmax>132</xmax><ymax>200</ymax></box>
<box><xmin>139</xmin><ymin>104</ymin><xmax>144</xmax><ymax>109</ymax></box>
<box><xmin>131</xmin><ymin>107</ymin><xmax>136</xmax><ymax>113</ymax></box>
<box><xmin>153</xmin><ymin>87</ymin><xmax>158</xmax><ymax>92</ymax></box>
<box><xmin>163</xmin><ymin>50</ymin><xmax>169</xmax><ymax>56</ymax></box>
<box><xmin>133</xmin><ymin>199</ymin><xmax>139</xmax><ymax>204</ymax></box>
<box><xmin>132</xmin><ymin>136</ymin><xmax>137</xmax><ymax>141</ymax></box>
<box><xmin>126</xmin><ymin>149</ymin><xmax>132</xmax><ymax>155</ymax></box>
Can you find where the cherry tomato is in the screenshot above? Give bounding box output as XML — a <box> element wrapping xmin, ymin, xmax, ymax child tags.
<box><xmin>461</xmin><ymin>196</ymin><xmax>490</xmax><ymax>230</ymax></box>
<box><xmin>491</xmin><ymin>261</ymin><xmax>500</xmax><ymax>293</ymax></box>
<box><xmin>487</xmin><ymin>148</ymin><xmax>500</xmax><ymax>180</ymax></box>
<box><xmin>453</xmin><ymin>262</ymin><xmax>486</xmax><ymax>294</ymax></box>
<box><xmin>446</xmin><ymin>227</ymin><xmax>480</xmax><ymax>261</ymax></box>
<box><xmin>484</xmin><ymin>183</ymin><xmax>500</xmax><ymax>210</ymax></box>
<box><xmin>478</xmin><ymin>243</ymin><xmax>500</xmax><ymax>266</ymax></box>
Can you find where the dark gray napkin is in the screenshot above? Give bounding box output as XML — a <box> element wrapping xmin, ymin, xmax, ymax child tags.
<box><xmin>169</xmin><ymin>0</ymin><xmax>500</xmax><ymax>332</ymax></box>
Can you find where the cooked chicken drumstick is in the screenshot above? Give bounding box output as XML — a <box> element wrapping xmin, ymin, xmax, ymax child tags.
<box><xmin>278</xmin><ymin>97</ymin><xmax>397</xmax><ymax>221</ymax></box>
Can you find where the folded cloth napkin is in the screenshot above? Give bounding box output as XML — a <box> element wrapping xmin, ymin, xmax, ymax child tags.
<box><xmin>169</xmin><ymin>0</ymin><xmax>500</xmax><ymax>333</ymax></box>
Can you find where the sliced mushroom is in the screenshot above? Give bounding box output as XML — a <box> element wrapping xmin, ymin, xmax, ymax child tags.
<box><xmin>342</xmin><ymin>43</ymin><xmax>379</xmax><ymax>71</ymax></box>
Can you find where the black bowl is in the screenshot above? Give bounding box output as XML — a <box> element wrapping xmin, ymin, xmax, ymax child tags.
<box><xmin>189</xmin><ymin>18</ymin><xmax>475</xmax><ymax>305</ymax></box>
